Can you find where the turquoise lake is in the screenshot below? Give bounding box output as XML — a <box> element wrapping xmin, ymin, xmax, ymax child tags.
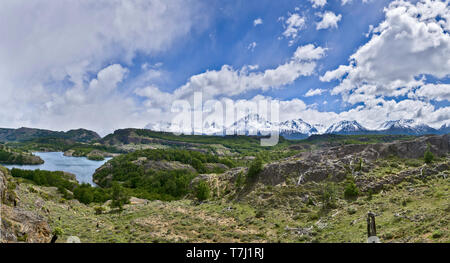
<box><xmin>3</xmin><ymin>152</ymin><xmax>110</xmax><ymax>185</ymax></box>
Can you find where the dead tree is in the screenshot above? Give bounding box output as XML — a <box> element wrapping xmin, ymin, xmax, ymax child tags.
<box><xmin>367</xmin><ymin>212</ymin><xmax>380</xmax><ymax>243</ymax></box>
<box><xmin>367</xmin><ymin>212</ymin><xmax>376</xmax><ymax>237</ymax></box>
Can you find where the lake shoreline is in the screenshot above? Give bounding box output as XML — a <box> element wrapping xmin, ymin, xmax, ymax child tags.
<box><xmin>3</xmin><ymin>152</ymin><xmax>111</xmax><ymax>185</ymax></box>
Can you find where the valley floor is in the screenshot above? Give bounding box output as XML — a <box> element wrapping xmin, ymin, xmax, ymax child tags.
<box><xmin>10</xmin><ymin>169</ymin><xmax>449</xmax><ymax>243</ymax></box>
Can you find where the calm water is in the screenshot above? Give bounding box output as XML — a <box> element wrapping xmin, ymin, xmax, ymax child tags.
<box><xmin>3</xmin><ymin>152</ymin><xmax>111</xmax><ymax>185</ymax></box>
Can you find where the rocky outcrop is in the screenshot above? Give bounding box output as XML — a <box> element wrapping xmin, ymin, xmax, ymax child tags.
<box><xmin>0</xmin><ymin>166</ymin><xmax>51</xmax><ymax>243</ymax></box>
<box><xmin>99</xmin><ymin>129</ymin><xmax>214</xmax><ymax>153</ymax></box>
<box><xmin>356</xmin><ymin>160</ymin><xmax>449</xmax><ymax>193</ymax></box>
<box><xmin>132</xmin><ymin>158</ymin><xmax>196</xmax><ymax>173</ymax></box>
<box><xmin>1</xmin><ymin>205</ymin><xmax>52</xmax><ymax>243</ymax></box>
<box><xmin>256</xmin><ymin>134</ymin><xmax>449</xmax><ymax>186</ymax></box>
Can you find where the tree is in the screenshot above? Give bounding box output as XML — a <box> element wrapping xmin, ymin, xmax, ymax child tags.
<box><xmin>73</xmin><ymin>184</ymin><xmax>94</xmax><ymax>204</ymax></box>
<box><xmin>247</xmin><ymin>157</ymin><xmax>263</xmax><ymax>179</ymax></box>
<box><xmin>424</xmin><ymin>147</ymin><xmax>434</xmax><ymax>164</ymax></box>
<box><xmin>344</xmin><ymin>179</ymin><xmax>359</xmax><ymax>199</ymax></box>
<box><xmin>111</xmin><ymin>182</ymin><xmax>129</xmax><ymax>211</ymax></box>
<box><xmin>321</xmin><ymin>182</ymin><xmax>337</xmax><ymax>209</ymax></box>
<box><xmin>196</xmin><ymin>180</ymin><xmax>210</xmax><ymax>201</ymax></box>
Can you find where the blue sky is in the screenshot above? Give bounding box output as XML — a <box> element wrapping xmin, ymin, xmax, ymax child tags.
<box><xmin>127</xmin><ymin>0</ymin><xmax>390</xmax><ymax>110</ymax></box>
<box><xmin>0</xmin><ymin>0</ymin><xmax>448</xmax><ymax>135</ymax></box>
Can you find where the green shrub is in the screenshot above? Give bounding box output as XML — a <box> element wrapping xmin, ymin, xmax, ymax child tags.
<box><xmin>354</xmin><ymin>158</ymin><xmax>363</xmax><ymax>172</ymax></box>
<box><xmin>94</xmin><ymin>206</ymin><xmax>105</xmax><ymax>215</ymax></box>
<box><xmin>432</xmin><ymin>230</ymin><xmax>443</xmax><ymax>239</ymax></box>
<box><xmin>347</xmin><ymin>206</ymin><xmax>357</xmax><ymax>215</ymax></box>
<box><xmin>247</xmin><ymin>158</ymin><xmax>263</xmax><ymax>179</ymax></box>
<box><xmin>52</xmin><ymin>227</ymin><xmax>63</xmax><ymax>237</ymax></box>
<box><xmin>235</xmin><ymin>172</ymin><xmax>245</xmax><ymax>188</ymax></box>
<box><xmin>344</xmin><ymin>179</ymin><xmax>359</xmax><ymax>199</ymax></box>
<box><xmin>111</xmin><ymin>182</ymin><xmax>129</xmax><ymax>210</ymax></box>
<box><xmin>321</xmin><ymin>182</ymin><xmax>337</xmax><ymax>209</ymax></box>
<box><xmin>424</xmin><ymin>148</ymin><xmax>434</xmax><ymax>164</ymax></box>
<box><xmin>255</xmin><ymin>210</ymin><xmax>265</xmax><ymax>218</ymax></box>
<box><xmin>73</xmin><ymin>184</ymin><xmax>94</xmax><ymax>204</ymax></box>
<box><xmin>196</xmin><ymin>180</ymin><xmax>210</xmax><ymax>201</ymax></box>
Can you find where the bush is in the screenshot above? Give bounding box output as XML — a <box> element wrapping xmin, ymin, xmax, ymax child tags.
<box><xmin>247</xmin><ymin>158</ymin><xmax>263</xmax><ymax>179</ymax></box>
<box><xmin>321</xmin><ymin>182</ymin><xmax>337</xmax><ymax>209</ymax></box>
<box><xmin>354</xmin><ymin>158</ymin><xmax>363</xmax><ymax>172</ymax></box>
<box><xmin>196</xmin><ymin>180</ymin><xmax>210</xmax><ymax>201</ymax></box>
<box><xmin>424</xmin><ymin>148</ymin><xmax>434</xmax><ymax>164</ymax></box>
<box><xmin>432</xmin><ymin>230</ymin><xmax>443</xmax><ymax>239</ymax></box>
<box><xmin>73</xmin><ymin>184</ymin><xmax>94</xmax><ymax>204</ymax></box>
<box><xmin>94</xmin><ymin>206</ymin><xmax>105</xmax><ymax>215</ymax></box>
<box><xmin>344</xmin><ymin>179</ymin><xmax>359</xmax><ymax>199</ymax></box>
<box><xmin>111</xmin><ymin>182</ymin><xmax>129</xmax><ymax>210</ymax></box>
<box><xmin>235</xmin><ymin>172</ymin><xmax>245</xmax><ymax>188</ymax></box>
<box><xmin>255</xmin><ymin>210</ymin><xmax>265</xmax><ymax>218</ymax></box>
<box><xmin>52</xmin><ymin>227</ymin><xmax>63</xmax><ymax>237</ymax></box>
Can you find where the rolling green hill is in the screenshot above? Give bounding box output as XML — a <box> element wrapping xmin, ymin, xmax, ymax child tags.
<box><xmin>0</xmin><ymin>127</ymin><xmax>100</xmax><ymax>143</ymax></box>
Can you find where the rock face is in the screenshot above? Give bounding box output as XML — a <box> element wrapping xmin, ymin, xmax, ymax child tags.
<box><xmin>0</xmin><ymin>167</ymin><xmax>7</xmax><ymax>202</ymax></box>
<box><xmin>135</xmin><ymin>159</ymin><xmax>196</xmax><ymax>173</ymax></box>
<box><xmin>0</xmin><ymin>166</ymin><xmax>51</xmax><ymax>243</ymax></box>
<box><xmin>256</xmin><ymin>134</ymin><xmax>449</xmax><ymax>186</ymax></box>
<box><xmin>356</xmin><ymin>160</ymin><xmax>450</xmax><ymax>193</ymax></box>
<box><xmin>1</xmin><ymin>206</ymin><xmax>52</xmax><ymax>243</ymax></box>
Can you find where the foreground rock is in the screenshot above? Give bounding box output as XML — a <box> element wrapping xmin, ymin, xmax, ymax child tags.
<box><xmin>0</xmin><ymin>166</ymin><xmax>51</xmax><ymax>243</ymax></box>
<box><xmin>257</xmin><ymin>134</ymin><xmax>449</xmax><ymax>186</ymax></box>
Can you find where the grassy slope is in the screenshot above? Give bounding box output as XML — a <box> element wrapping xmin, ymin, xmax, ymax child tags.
<box><xmin>11</xmin><ymin>158</ymin><xmax>449</xmax><ymax>243</ymax></box>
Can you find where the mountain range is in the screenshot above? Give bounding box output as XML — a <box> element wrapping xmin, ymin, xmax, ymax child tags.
<box><xmin>145</xmin><ymin>114</ymin><xmax>450</xmax><ymax>139</ymax></box>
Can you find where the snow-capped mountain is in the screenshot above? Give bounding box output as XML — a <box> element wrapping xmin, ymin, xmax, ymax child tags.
<box><xmin>279</xmin><ymin>119</ymin><xmax>318</xmax><ymax>139</ymax></box>
<box><xmin>279</xmin><ymin>119</ymin><xmax>318</xmax><ymax>134</ymax></box>
<box><xmin>145</xmin><ymin>117</ymin><xmax>447</xmax><ymax>138</ymax></box>
<box><xmin>325</xmin><ymin>120</ymin><xmax>368</xmax><ymax>135</ymax></box>
<box><xmin>379</xmin><ymin>119</ymin><xmax>415</xmax><ymax>130</ymax></box>
<box><xmin>438</xmin><ymin>123</ymin><xmax>450</xmax><ymax>134</ymax></box>
<box><xmin>378</xmin><ymin>119</ymin><xmax>438</xmax><ymax>135</ymax></box>
<box><xmin>145</xmin><ymin>121</ymin><xmax>193</xmax><ymax>134</ymax></box>
<box><xmin>202</xmin><ymin>121</ymin><xmax>224</xmax><ymax>135</ymax></box>
<box><xmin>226</xmin><ymin>115</ymin><xmax>319</xmax><ymax>138</ymax></box>
<box><xmin>312</xmin><ymin>123</ymin><xmax>328</xmax><ymax>134</ymax></box>
<box><xmin>226</xmin><ymin>114</ymin><xmax>275</xmax><ymax>136</ymax></box>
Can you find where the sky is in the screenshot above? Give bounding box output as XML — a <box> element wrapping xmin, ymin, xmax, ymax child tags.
<box><xmin>0</xmin><ymin>0</ymin><xmax>449</xmax><ymax>136</ymax></box>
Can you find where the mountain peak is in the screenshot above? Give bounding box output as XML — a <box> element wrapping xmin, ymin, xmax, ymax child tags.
<box><xmin>379</xmin><ymin>119</ymin><xmax>416</xmax><ymax>130</ymax></box>
<box><xmin>325</xmin><ymin>120</ymin><xmax>367</xmax><ymax>134</ymax></box>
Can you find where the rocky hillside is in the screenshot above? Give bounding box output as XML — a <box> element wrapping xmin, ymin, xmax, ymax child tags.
<box><xmin>0</xmin><ymin>166</ymin><xmax>51</xmax><ymax>243</ymax></box>
<box><xmin>0</xmin><ymin>127</ymin><xmax>100</xmax><ymax>143</ymax></box>
<box><xmin>1</xmin><ymin>134</ymin><xmax>448</xmax><ymax>243</ymax></box>
<box><xmin>255</xmin><ymin>134</ymin><xmax>449</xmax><ymax>187</ymax></box>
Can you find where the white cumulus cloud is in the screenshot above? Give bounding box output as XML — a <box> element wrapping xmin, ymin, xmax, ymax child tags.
<box><xmin>254</xmin><ymin>18</ymin><xmax>263</xmax><ymax>26</ymax></box>
<box><xmin>316</xmin><ymin>11</ymin><xmax>342</xmax><ymax>30</ymax></box>
<box><xmin>310</xmin><ymin>0</ymin><xmax>327</xmax><ymax>8</ymax></box>
<box><xmin>282</xmin><ymin>13</ymin><xmax>307</xmax><ymax>45</ymax></box>
<box><xmin>323</xmin><ymin>0</ymin><xmax>450</xmax><ymax>104</ymax></box>
<box><xmin>305</xmin><ymin>88</ymin><xmax>326</xmax><ymax>97</ymax></box>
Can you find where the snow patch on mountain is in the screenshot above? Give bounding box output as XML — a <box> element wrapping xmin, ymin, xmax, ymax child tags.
<box><xmin>279</xmin><ymin>119</ymin><xmax>318</xmax><ymax>135</ymax></box>
<box><xmin>325</xmin><ymin>120</ymin><xmax>368</xmax><ymax>134</ymax></box>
